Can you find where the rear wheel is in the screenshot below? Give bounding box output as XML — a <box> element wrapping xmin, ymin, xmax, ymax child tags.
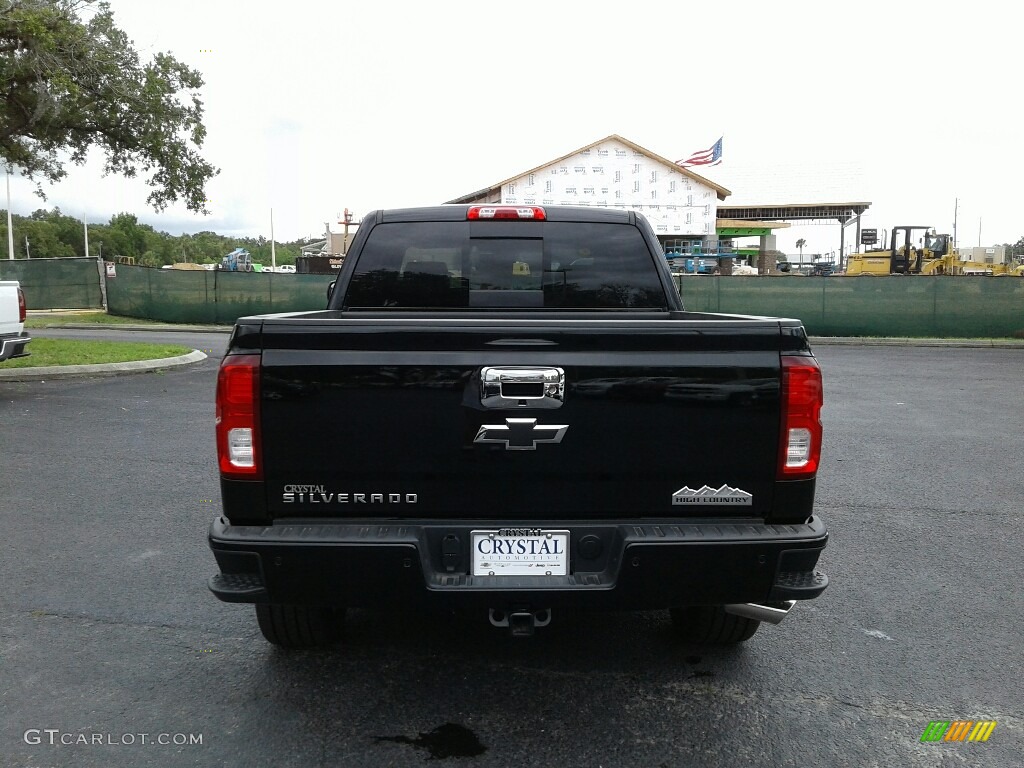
<box><xmin>255</xmin><ymin>604</ymin><xmax>344</xmax><ymax>648</ymax></box>
<box><xmin>670</xmin><ymin>606</ymin><xmax>759</xmax><ymax>644</ymax></box>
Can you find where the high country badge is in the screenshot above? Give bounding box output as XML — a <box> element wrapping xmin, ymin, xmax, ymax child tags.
<box><xmin>672</xmin><ymin>485</ymin><xmax>753</xmax><ymax>506</ymax></box>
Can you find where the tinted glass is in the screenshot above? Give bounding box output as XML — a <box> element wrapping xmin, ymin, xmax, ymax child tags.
<box><xmin>344</xmin><ymin>221</ymin><xmax>667</xmax><ymax>309</ymax></box>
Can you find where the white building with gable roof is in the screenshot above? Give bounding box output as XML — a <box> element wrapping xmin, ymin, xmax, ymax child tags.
<box><xmin>447</xmin><ymin>134</ymin><xmax>731</xmax><ymax>247</ymax></box>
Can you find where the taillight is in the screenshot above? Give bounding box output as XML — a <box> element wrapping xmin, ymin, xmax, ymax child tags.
<box><xmin>216</xmin><ymin>354</ymin><xmax>262</xmax><ymax>479</ymax></box>
<box><xmin>778</xmin><ymin>356</ymin><xmax>823</xmax><ymax>480</ymax></box>
<box><xmin>467</xmin><ymin>206</ymin><xmax>546</xmax><ymax>221</ymax></box>
<box><xmin>17</xmin><ymin>287</ymin><xmax>26</xmax><ymax>323</ymax></box>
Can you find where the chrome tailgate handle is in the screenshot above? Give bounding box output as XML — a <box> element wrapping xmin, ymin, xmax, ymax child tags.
<box><xmin>480</xmin><ymin>367</ymin><xmax>565</xmax><ymax>409</ymax></box>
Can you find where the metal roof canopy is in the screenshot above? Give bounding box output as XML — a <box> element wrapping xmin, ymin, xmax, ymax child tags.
<box><xmin>716</xmin><ymin>203</ymin><xmax>872</xmax><ymax>269</ymax></box>
<box><xmin>715</xmin><ymin>218</ymin><xmax>792</xmax><ymax>237</ymax></box>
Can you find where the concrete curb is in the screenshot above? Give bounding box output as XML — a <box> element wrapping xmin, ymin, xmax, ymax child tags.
<box><xmin>32</xmin><ymin>323</ymin><xmax>233</xmax><ymax>333</ymax></box>
<box><xmin>0</xmin><ymin>350</ymin><xmax>208</xmax><ymax>381</ymax></box>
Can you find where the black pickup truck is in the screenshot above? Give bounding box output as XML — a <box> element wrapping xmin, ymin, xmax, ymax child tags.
<box><xmin>209</xmin><ymin>204</ymin><xmax>828</xmax><ymax>647</ymax></box>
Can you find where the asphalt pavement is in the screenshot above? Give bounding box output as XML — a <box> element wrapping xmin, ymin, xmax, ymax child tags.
<box><xmin>0</xmin><ymin>340</ymin><xmax>1021</xmax><ymax>767</ymax></box>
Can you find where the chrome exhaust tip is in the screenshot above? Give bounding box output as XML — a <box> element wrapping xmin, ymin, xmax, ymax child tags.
<box><xmin>723</xmin><ymin>600</ymin><xmax>796</xmax><ymax>625</ymax></box>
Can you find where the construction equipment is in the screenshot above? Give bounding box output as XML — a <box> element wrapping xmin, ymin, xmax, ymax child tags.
<box><xmin>664</xmin><ymin>239</ymin><xmax>733</xmax><ymax>274</ymax></box>
<box><xmin>667</xmin><ymin>255</ymin><xmax>720</xmax><ymax>274</ymax></box>
<box><xmin>808</xmin><ymin>260</ymin><xmax>836</xmax><ymax>277</ymax></box>
<box><xmin>846</xmin><ymin>227</ymin><xmax>1023</xmax><ymax>275</ymax></box>
<box><xmin>219</xmin><ymin>248</ymin><xmax>253</xmax><ymax>272</ymax></box>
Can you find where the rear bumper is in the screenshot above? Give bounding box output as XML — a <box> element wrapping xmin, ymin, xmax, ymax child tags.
<box><xmin>208</xmin><ymin>515</ymin><xmax>828</xmax><ymax>610</ymax></box>
<box><xmin>0</xmin><ymin>332</ymin><xmax>30</xmax><ymax>362</ymax></box>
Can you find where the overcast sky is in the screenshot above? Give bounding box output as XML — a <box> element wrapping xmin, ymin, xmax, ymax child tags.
<box><xmin>6</xmin><ymin>0</ymin><xmax>1020</xmax><ymax>258</ymax></box>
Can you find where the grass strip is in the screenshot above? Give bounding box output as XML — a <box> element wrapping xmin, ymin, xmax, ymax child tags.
<box><xmin>25</xmin><ymin>312</ymin><xmax>164</xmax><ymax>327</ymax></box>
<box><xmin>2</xmin><ymin>338</ymin><xmax>192</xmax><ymax>368</ymax></box>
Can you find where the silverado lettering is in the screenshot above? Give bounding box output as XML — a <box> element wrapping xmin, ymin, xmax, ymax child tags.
<box><xmin>282</xmin><ymin>492</ymin><xmax>417</xmax><ymax>504</ymax></box>
<box><xmin>208</xmin><ymin>204</ymin><xmax>829</xmax><ymax>648</ymax></box>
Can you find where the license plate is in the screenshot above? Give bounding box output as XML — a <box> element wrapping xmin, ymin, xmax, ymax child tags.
<box><xmin>471</xmin><ymin>529</ymin><xmax>569</xmax><ymax>577</ymax></box>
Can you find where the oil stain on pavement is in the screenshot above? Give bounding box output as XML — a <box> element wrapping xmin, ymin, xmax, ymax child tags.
<box><xmin>377</xmin><ymin>722</ymin><xmax>487</xmax><ymax>760</ymax></box>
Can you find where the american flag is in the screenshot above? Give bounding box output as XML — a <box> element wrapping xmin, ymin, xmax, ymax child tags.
<box><xmin>676</xmin><ymin>137</ymin><xmax>723</xmax><ymax>167</ymax></box>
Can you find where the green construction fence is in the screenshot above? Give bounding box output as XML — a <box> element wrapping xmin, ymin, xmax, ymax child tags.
<box><xmin>99</xmin><ymin>265</ymin><xmax>1024</xmax><ymax>337</ymax></box>
<box><xmin>0</xmin><ymin>257</ymin><xmax>103</xmax><ymax>309</ymax></box>
<box><xmin>106</xmin><ymin>265</ymin><xmax>335</xmax><ymax>324</ymax></box>
<box><xmin>677</xmin><ymin>275</ymin><xmax>1024</xmax><ymax>338</ymax></box>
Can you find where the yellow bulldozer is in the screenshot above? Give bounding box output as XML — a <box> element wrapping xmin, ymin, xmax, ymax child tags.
<box><xmin>846</xmin><ymin>226</ymin><xmax>1024</xmax><ymax>276</ymax></box>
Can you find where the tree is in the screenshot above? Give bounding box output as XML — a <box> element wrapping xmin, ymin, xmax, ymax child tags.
<box><xmin>795</xmin><ymin>238</ymin><xmax>807</xmax><ymax>262</ymax></box>
<box><xmin>20</xmin><ymin>216</ymin><xmax>73</xmax><ymax>256</ymax></box>
<box><xmin>0</xmin><ymin>0</ymin><xmax>218</xmax><ymax>212</ymax></box>
<box><xmin>190</xmin><ymin>230</ymin><xmax>230</xmax><ymax>263</ymax></box>
<box><xmin>0</xmin><ymin>204</ymin><xmax>321</xmax><ymax>264</ymax></box>
<box><xmin>109</xmin><ymin>212</ymin><xmax>150</xmax><ymax>257</ymax></box>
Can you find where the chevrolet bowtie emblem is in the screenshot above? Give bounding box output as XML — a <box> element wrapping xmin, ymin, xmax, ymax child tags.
<box><xmin>474</xmin><ymin>418</ymin><xmax>568</xmax><ymax>451</ymax></box>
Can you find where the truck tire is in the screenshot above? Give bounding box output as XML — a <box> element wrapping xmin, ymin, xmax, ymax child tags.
<box><xmin>255</xmin><ymin>604</ymin><xmax>343</xmax><ymax>648</ymax></box>
<box><xmin>669</xmin><ymin>606</ymin><xmax>759</xmax><ymax>644</ymax></box>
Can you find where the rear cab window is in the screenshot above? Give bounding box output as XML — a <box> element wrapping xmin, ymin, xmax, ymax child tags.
<box><xmin>342</xmin><ymin>220</ymin><xmax>668</xmax><ymax>310</ymax></box>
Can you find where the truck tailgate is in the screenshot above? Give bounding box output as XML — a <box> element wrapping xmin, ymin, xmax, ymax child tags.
<box><xmin>256</xmin><ymin>316</ymin><xmax>789</xmax><ymax>520</ymax></box>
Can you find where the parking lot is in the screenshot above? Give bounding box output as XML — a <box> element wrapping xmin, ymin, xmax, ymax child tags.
<box><xmin>1</xmin><ymin>336</ymin><xmax>1021</xmax><ymax>767</ymax></box>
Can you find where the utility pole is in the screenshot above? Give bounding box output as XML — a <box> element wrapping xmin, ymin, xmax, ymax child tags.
<box><xmin>83</xmin><ymin>213</ymin><xmax>90</xmax><ymax>258</ymax></box>
<box><xmin>270</xmin><ymin>208</ymin><xmax>276</xmax><ymax>270</ymax></box>
<box><xmin>24</xmin><ymin>236</ymin><xmax>29</xmax><ymax>258</ymax></box>
<box><xmin>5</xmin><ymin>166</ymin><xmax>13</xmax><ymax>260</ymax></box>
<box><xmin>343</xmin><ymin>208</ymin><xmax>353</xmax><ymax>255</ymax></box>
<box><xmin>952</xmin><ymin>198</ymin><xmax>958</xmax><ymax>249</ymax></box>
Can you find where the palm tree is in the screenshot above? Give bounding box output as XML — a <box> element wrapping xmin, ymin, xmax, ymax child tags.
<box><xmin>795</xmin><ymin>238</ymin><xmax>807</xmax><ymax>264</ymax></box>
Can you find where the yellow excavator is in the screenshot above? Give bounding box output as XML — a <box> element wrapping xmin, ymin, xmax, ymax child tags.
<box><xmin>846</xmin><ymin>226</ymin><xmax>1024</xmax><ymax>275</ymax></box>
